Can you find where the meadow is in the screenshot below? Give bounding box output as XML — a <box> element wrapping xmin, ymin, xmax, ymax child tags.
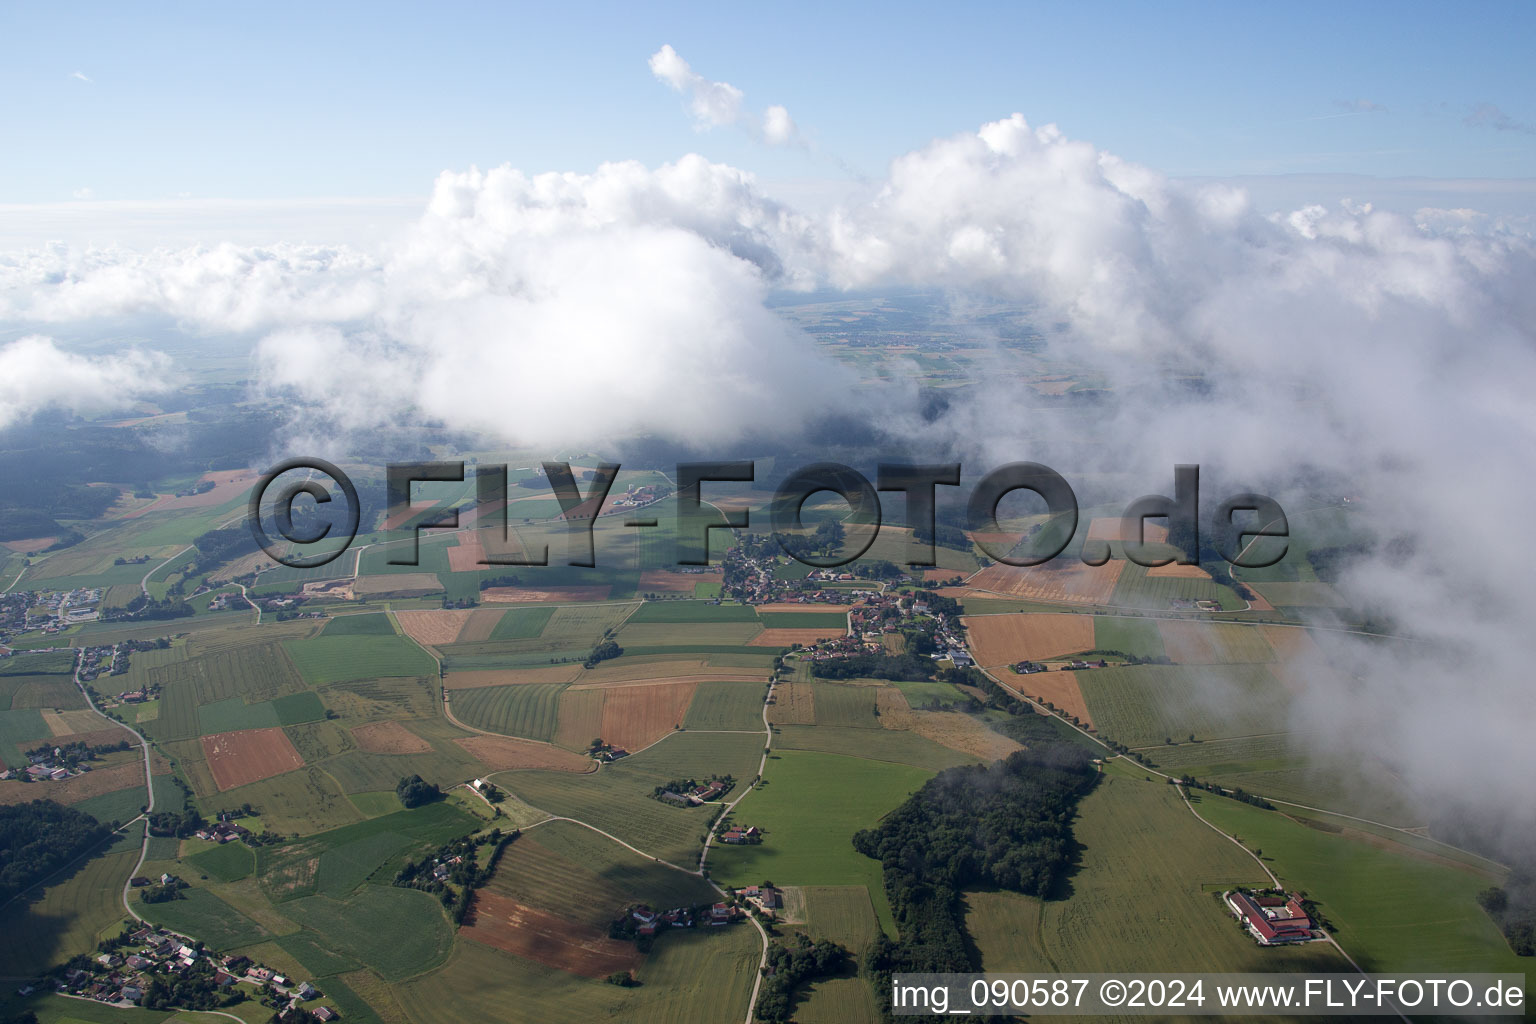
<box><xmin>449</xmin><ymin>682</ymin><xmax>565</xmax><ymax>741</ymax></box>
<box><xmin>964</xmin><ymin>771</ymin><xmax>1343</xmax><ymax>974</ymax></box>
<box><xmin>282</xmin><ymin>635</ymin><xmax>438</xmax><ymax>685</ymax></box>
<box><xmin>708</xmin><ymin>749</ymin><xmax>934</xmax><ymax>936</ymax></box>
<box><xmin>0</xmin><ymin>825</ymin><xmax>140</xmax><ymax>975</ymax></box>
<box><xmin>488</xmin><ymin>605</ymin><xmax>556</xmax><ymax>639</ymax></box>
<box><xmin>281</xmin><ymin>885</ymin><xmax>456</xmax><ymax>979</ymax></box>
<box><xmin>681</xmin><ymin>681</ymin><xmax>766</xmax><ymax>730</ymax></box>
<box><xmin>1193</xmin><ymin>795</ymin><xmax>1527</xmax><ymax>973</ymax></box>
<box><xmin>1076</xmin><ymin>664</ymin><xmax>1289</xmax><ymax>748</ymax></box>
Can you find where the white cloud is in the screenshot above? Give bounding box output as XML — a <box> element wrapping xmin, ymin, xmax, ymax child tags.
<box><xmin>71</xmin><ymin>187</ymin><xmax>94</xmax><ymax>200</ymax></box>
<box><xmin>70</xmin><ymin>71</ymin><xmax>93</xmax><ymax>84</ymax></box>
<box><xmin>0</xmin><ymin>335</ymin><xmax>171</xmax><ymax>428</ymax></box>
<box><xmin>648</xmin><ymin>45</ymin><xmax>799</xmax><ymax>146</ymax></box>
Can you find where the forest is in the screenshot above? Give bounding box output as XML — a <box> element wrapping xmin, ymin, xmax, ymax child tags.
<box><xmin>0</xmin><ymin>800</ymin><xmax>113</xmax><ymax>904</ymax></box>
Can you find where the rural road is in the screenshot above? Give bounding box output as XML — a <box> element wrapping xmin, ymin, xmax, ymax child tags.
<box><xmin>70</xmin><ymin>649</ymin><xmax>158</xmax><ymax>923</ymax></box>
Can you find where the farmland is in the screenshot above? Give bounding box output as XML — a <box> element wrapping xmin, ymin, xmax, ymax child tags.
<box><xmin>1193</xmin><ymin>796</ymin><xmax>1528</xmax><ymax>973</ymax></box>
<box><xmin>682</xmin><ymin>681</ymin><xmax>766</xmax><ymax>730</ymax></box>
<box><xmin>963</xmin><ymin>612</ymin><xmax>1095</xmax><ymax>667</ymax></box>
<box><xmin>498</xmin><ymin>731</ymin><xmax>762</xmax><ymax>865</ymax></box>
<box><xmin>965</xmin><ymin>772</ymin><xmax>1342</xmax><ymax>974</ymax></box>
<box><xmin>282</xmin><ymin>634</ymin><xmax>438</xmax><ymax>685</ymax></box>
<box><xmin>709</xmin><ymin>748</ymin><xmax>935</xmax><ymax>935</ymax></box>
<box><xmin>0</xmin><ymin>824</ymin><xmax>140</xmax><ymax>975</ymax></box>
<box><xmin>449</xmin><ymin>683</ymin><xmax>564</xmax><ymax>741</ymax></box>
<box><xmin>201</xmin><ymin>727</ymin><xmax>306</xmax><ymax>790</ymax></box>
<box><xmin>1076</xmin><ymin>664</ymin><xmax>1289</xmax><ymax>748</ymax></box>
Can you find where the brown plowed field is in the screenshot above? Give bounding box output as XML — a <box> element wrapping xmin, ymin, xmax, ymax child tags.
<box><xmin>351</xmin><ymin>720</ymin><xmax>433</xmax><ymax>754</ymax></box>
<box><xmin>200</xmin><ymin>728</ymin><xmax>305</xmax><ymax>791</ymax></box>
<box><xmin>963</xmin><ymin>613</ymin><xmax>1095</xmax><ymax>668</ymax></box>
<box><xmin>1001</xmin><ymin>671</ymin><xmax>1093</xmax><ymax>728</ymax></box>
<box><xmin>454</xmin><ymin>735</ymin><xmax>594</xmax><ymax>773</ymax></box>
<box><xmin>444</xmin><ymin>666</ymin><xmax>583</xmax><ymax>689</ymax></box>
<box><xmin>875</xmin><ymin>688</ymin><xmax>1021</xmax><ymax>761</ymax></box>
<box><xmin>1</xmin><ymin>536</ymin><xmax>57</xmax><ymax>553</ymax></box>
<box><xmin>965</xmin><ymin>558</ymin><xmax>1124</xmax><ymax>605</ymax></box>
<box><xmin>750</xmin><ymin>627</ymin><xmax>845</xmax><ymax>647</ymax></box>
<box><xmin>575</xmin><ymin>659</ymin><xmax>762</xmax><ymax>686</ymax></box>
<box><xmin>639</xmin><ymin>569</ymin><xmax>715</xmax><ymax>593</ymax></box>
<box><xmin>481</xmin><ymin>586</ymin><xmax>611</xmax><ymax>603</ymax></box>
<box><xmin>598</xmin><ymin>681</ymin><xmax>698</xmax><ymax>750</ymax></box>
<box><xmin>395</xmin><ymin>609</ymin><xmax>475</xmax><ymax>646</ymax></box>
<box><xmin>446</xmin><ymin>530</ymin><xmax>526</xmax><ymax>572</ymax></box>
<box><xmin>1262</xmin><ymin>626</ymin><xmax>1325</xmax><ymax>694</ymax></box>
<box><xmin>1085</xmin><ymin>517</ymin><xmax>1168</xmax><ymax>543</ymax></box>
<box><xmin>461</xmin><ymin>891</ymin><xmax>640</xmax><ymax>978</ymax></box>
<box><xmin>766</xmin><ymin>681</ymin><xmax>815</xmax><ymax>725</ymax></box>
<box><xmin>1145</xmin><ymin>562</ymin><xmax>1211</xmax><ymax>579</ymax></box>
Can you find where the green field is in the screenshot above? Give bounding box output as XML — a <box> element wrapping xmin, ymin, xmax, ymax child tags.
<box><xmin>188</xmin><ymin>839</ymin><xmax>256</xmax><ymax>882</ymax></box>
<box><xmin>771</xmin><ymin>725</ymin><xmax>974</xmax><ymax>772</ymax></box>
<box><xmin>682</xmin><ymin>681</ymin><xmax>766</xmax><ymax>730</ymax></box>
<box><xmin>282</xmin><ymin>635</ymin><xmax>438</xmax><ymax>685</ymax></box>
<box><xmin>198</xmin><ymin>695</ymin><xmax>282</xmax><ymax>733</ymax></box>
<box><xmin>488</xmin><ymin>606</ymin><xmax>556</xmax><ymax>640</ymax></box>
<box><xmin>889</xmin><ymin>679</ymin><xmax>969</xmax><ymax>708</ymax></box>
<box><xmin>627</xmin><ymin>601</ymin><xmax>760</xmax><ymax>623</ymax></box>
<box><xmin>281</xmin><ymin>884</ymin><xmax>454</xmax><ymax>978</ymax></box>
<box><xmin>1193</xmin><ymin>795</ymin><xmax>1527</xmax><ymax>973</ymax></box>
<box><xmin>138</xmin><ymin>885</ymin><xmax>274</xmax><ymax>950</ymax></box>
<box><xmin>709</xmin><ymin>749</ymin><xmax>933</xmax><ymax>936</ymax></box>
<box><xmin>1109</xmin><ymin>562</ymin><xmax>1245</xmax><ymax>611</ymax></box>
<box><xmin>0</xmin><ymin>649</ymin><xmax>76</xmax><ymax>676</ymax></box>
<box><xmin>810</xmin><ymin>682</ymin><xmax>880</xmax><ymax>728</ymax></box>
<box><xmin>1092</xmin><ymin>616</ymin><xmax>1167</xmax><ymax>660</ymax></box>
<box><xmin>449</xmin><ymin>683</ymin><xmax>564</xmax><ymax>741</ymax></box>
<box><xmin>2</xmin><ymin>672</ymin><xmax>86</xmax><ymax>710</ymax></box>
<box><xmin>965</xmin><ymin>771</ymin><xmax>1342</xmax><ymax>973</ymax></box>
<box><xmin>0</xmin><ymin>707</ymin><xmax>52</xmax><ymax>768</ymax></box>
<box><xmin>1076</xmin><ymin>664</ymin><xmax>1289</xmax><ymax>748</ymax></box>
<box><xmin>321</xmin><ymin>613</ymin><xmax>398</xmax><ymax>636</ymax></box>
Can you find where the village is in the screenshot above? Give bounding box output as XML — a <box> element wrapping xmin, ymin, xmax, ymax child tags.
<box><xmin>36</xmin><ymin>922</ymin><xmax>342</xmax><ymax>1020</ymax></box>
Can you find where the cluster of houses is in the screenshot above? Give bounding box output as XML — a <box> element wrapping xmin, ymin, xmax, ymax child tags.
<box><xmin>735</xmin><ymin>885</ymin><xmax>782</xmax><ymax>915</ymax></box>
<box><xmin>4</xmin><ymin>746</ymin><xmax>85</xmax><ymax>783</ymax></box>
<box><xmin>1170</xmin><ymin>597</ymin><xmax>1222</xmax><ymax>612</ymax></box>
<box><xmin>610</xmin><ymin>483</ymin><xmax>665</xmax><ymax>510</ymax></box>
<box><xmin>52</xmin><ymin>924</ymin><xmax>339</xmax><ymax>1019</ymax></box>
<box><xmin>718</xmin><ymin>825</ymin><xmax>762</xmax><ymax>845</ymax></box>
<box><xmin>627</xmin><ymin>901</ymin><xmax>744</xmax><ymax>936</ymax></box>
<box><xmin>1225</xmin><ymin>889</ymin><xmax>1319</xmax><ymax>946</ymax></box>
<box><xmin>656</xmin><ymin>777</ymin><xmax>731</xmax><ymax>807</ymax></box>
<box><xmin>79</xmin><ymin>637</ymin><xmax>171</xmax><ymax>683</ymax></box>
<box><xmin>192</xmin><ymin>819</ymin><xmax>252</xmax><ymax>845</ymax></box>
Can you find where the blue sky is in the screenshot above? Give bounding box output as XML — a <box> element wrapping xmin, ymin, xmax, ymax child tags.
<box><xmin>2</xmin><ymin>1</ymin><xmax>1534</xmax><ymax>204</ymax></box>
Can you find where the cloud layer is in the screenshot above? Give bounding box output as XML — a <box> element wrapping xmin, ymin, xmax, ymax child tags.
<box><xmin>2</xmin><ymin>112</ymin><xmax>1535</xmax><ymax>843</ymax></box>
<box><xmin>0</xmin><ymin>335</ymin><xmax>171</xmax><ymax>428</ymax></box>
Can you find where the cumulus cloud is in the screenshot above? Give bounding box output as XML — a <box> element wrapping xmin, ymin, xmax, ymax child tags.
<box><xmin>2</xmin><ymin>109</ymin><xmax>1535</xmax><ymax>844</ymax></box>
<box><xmin>0</xmin><ymin>335</ymin><xmax>171</xmax><ymax>428</ymax></box>
<box><xmin>649</xmin><ymin>45</ymin><xmax>800</xmax><ymax>146</ymax></box>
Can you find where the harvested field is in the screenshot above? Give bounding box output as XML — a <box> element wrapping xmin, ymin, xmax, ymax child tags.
<box><xmin>921</xmin><ymin>568</ymin><xmax>966</xmax><ymax>583</ymax></box>
<box><xmin>454</xmin><ymin>735</ymin><xmax>594</xmax><ymax>773</ymax></box>
<box><xmin>576</xmin><ymin>659</ymin><xmax>763</xmax><ymax>686</ymax></box>
<box><xmin>395</xmin><ymin>609</ymin><xmax>475</xmax><ymax>647</ymax></box>
<box><xmin>354</xmin><ymin>573</ymin><xmax>442</xmax><ymax>597</ymax></box>
<box><xmin>457</xmin><ymin>607</ymin><xmax>505</xmax><ymax>643</ymax></box>
<box><xmin>599</xmin><ymin>681</ymin><xmax>698</xmax><ymax>751</ymax></box>
<box><xmin>1146</xmin><ymin>562</ymin><xmax>1212</xmax><ymax>579</ymax></box>
<box><xmin>638</xmin><ymin>569</ymin><xmax>715</xmax><ymax>594</ymax></box>
<box><xmin>351</xmin><ymin>720</ymin><xmax>433</xmax><ymax>755</ymax></box>
<box><xmin>552</xmin><ymin>688</ymin><xmax>606</xmax><ymax>751</ymax></box>
<box><xmin>482</xmin><ymin>586</ymin><xmax>611</xmax><ymax>603</ymax></box>
<box><xmin>446</xmin><ymin>531</ymin><xmax>484</xmax><ymax>572</ymax></box>
<box><xmin>460</xmin><ymin>891</ymin><xmax>640</xmax><ymax>979</ymax></box>
<box><xmin>1</xmin><ymin>536</ymin><xmax>56</xmax><ymax>553</ymax></box>
<box><xmin>753</xmin><ymin>603</ymin><xmax>850</xmax><ymax>615</ymax></box>
<box><xmin>201</xmin><ymin>727</ymin><xmax>306</xmax><ymax>791</ymax></box>
<box><xmin>750</xmin><ymin>627</ymin><xmax>845</xmax><ymax>647</ymax></box>
<box><xmin>43</xmin><ymin>709</ymin><xmax>126</xmax><ymax>738</ymax></box>
<box><xmin>966</xmin><ymin>558</ymin><xmax>1124</xmax><ymax>605</ymax></box>
<box><xmin>1085</xmin><ymin>517</ymin><xmax>1168</xmax><ymax>543</ymax></box>
<box><xmin>159</xmin><ymin>469</ymin><xmax>257</xmax><ymax>510</ymax></box>
<box><xmin>997</xmin><ymin>669</ymin><xmax>1093</xmax><ymax>728</ymax></box>
<box><xmin>50</xmin><ymin>725</ymin><xmax>135</xmax><ymax>749</ymax></box>
<box><xmin>875</xmin><ymin>688</ymin><xmax>1020</xmax><ymax>762</ymax></box>
<box><xmin>444</xmin><ymin>666</ymin><xmax>583</xmax><ymax>689</ymax></box>
<box><xmin>1158</xmin><ymin>621</ymin><xmax>1276</xmax><ymax>664</ymax></box>
<box><xmin>1263</xmin><ymin>626</ymin><xmax>1327</xmax><ymax>694</ymax></box>
<box><xmin>0</xmin><ymin>761</ymin><xmax>143</xmax><ymax>806</ymax></box>
<box><xmin>963</xmin><ymin>613</ymin><xmax>1095</xmax><ymax>668</ymax></box>
<box><xmin>767</xmin><ymin>681</ymin><xmax>815</xmax><ymax>725</ymax></box>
